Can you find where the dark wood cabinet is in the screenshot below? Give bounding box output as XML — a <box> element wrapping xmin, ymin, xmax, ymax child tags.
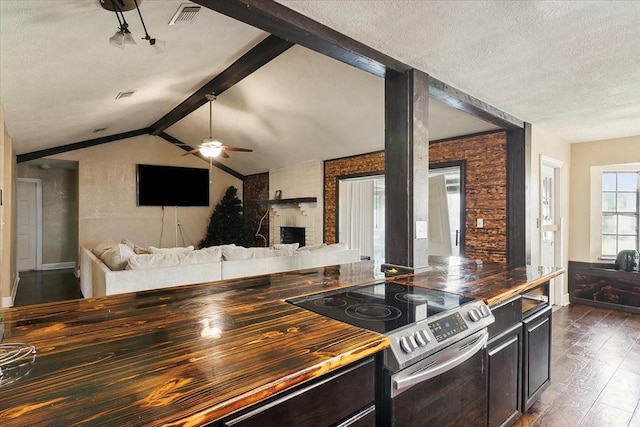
<box><xmin>487</xmin><ymin>296</ymin><xmax>523</xmax><ymax>427</ymax></box>
<box><xmin>221</xmin><ymin>358</ymin><xmax>375</xmax><ymax>427</ymax></box>
<box><xmin>522</xmin><ymin>305</ymin><xmax>552</xmax><ymax>410</ymax></box>
<box><xmin>487</xmin><ymin>323</ymin><xmax>522</xmax><ymax>427</ymax></box>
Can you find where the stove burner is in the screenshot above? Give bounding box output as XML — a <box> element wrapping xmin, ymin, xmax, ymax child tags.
<box><xmin>395</xmin><ymin>292</ymin><xmax>444</xmax><ymax>305</ymax></box>
<box><xmin>346</xmin><ymin>304</ymin><xmax>402</xmax><ymax>321</ymax></box>
<box><xmin>313</xmin><ymin>297</ymin><xmax>348</xmax><ymax>308</ymax></box>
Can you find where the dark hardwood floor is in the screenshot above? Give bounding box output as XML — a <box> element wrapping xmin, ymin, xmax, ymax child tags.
<box><xmin>10</xmin><ymin>271</ymin><xmax>640</xmax><ymax>425</ymax></box>
<box><xmin>515</xmin><ymin>304</ymin><xmax>640</xmax><ymax>427</ymax></box>
<box><xmin>14</xmin><ymin>269</ymin><xmax>83</xmax><ymax>306</ymax></box>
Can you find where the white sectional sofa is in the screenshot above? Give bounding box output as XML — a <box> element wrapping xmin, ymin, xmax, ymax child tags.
<box><xmin>80</xmin><ymin>240</ymin><xmax>360</xmax><ymax>298</ymax></box>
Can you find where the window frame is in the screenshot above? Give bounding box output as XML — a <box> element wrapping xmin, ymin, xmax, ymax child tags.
<box><xmin>597</xmin><ymin>169</ymin><xmax>640</xmax><ymax>259</ymax></box>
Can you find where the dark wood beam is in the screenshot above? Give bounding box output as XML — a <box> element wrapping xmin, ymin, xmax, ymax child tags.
<box><xmin>383</xmin><ymin>69</ymin><xmax>430</xmax><ymax>274</ymax></box>
<box><xmin>149</xmin><ymin>35</ymin><xmax>293</xmax><ymax>136</ymax></box>
<box><xmin>429</xmin><ymin>78</ymin><xmax>524</xmax><ymax>129</ymax></box>
<box><xmin>192</xmin><ymin>0</ymin><xmax>410</xmax><ymax>78</ymax></box>
<box><xmin>199</xmin><ymin>1</ymin><xmax>523</xmax><ymax>130</ymax></box>
<box><xmin>158</xmin><ymin>132</ymin><xmax>245</xmax><ymax>180</ymax></box>
<box><xmin>16</xmin><ymin>128</ymin><xmax>150</xmax><ymax>163</ymax></box>
<box><xmin>506</xmin><ymin>122</ymin><xmax>532</xmax><ymax>266</ymax></box>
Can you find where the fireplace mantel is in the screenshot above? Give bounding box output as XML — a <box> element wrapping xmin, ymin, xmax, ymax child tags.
<box><xmin>261</xmin><ymin>197</ymin><xmax>317</xmax><ymax>216</ymax></box>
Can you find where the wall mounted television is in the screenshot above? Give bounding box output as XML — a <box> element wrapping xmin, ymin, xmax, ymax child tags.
<box><xmin>137</xmin><ymin>164</ymin><xmax>210</xmax><ymax>207</ymax></box>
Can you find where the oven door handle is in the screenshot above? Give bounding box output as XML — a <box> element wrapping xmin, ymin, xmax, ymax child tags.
<box><xmin>392</xmin><ymin>331</ymin><xmax>488</xmax><ymax>394</ymax></box>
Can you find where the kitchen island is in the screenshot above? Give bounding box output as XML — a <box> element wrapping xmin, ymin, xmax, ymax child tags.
<box><xmin>0</xmin><ymin>258</ymin><xmax>563</xmax><ymax>426</ymax></box>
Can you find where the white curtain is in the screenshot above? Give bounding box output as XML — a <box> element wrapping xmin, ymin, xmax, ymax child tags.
<box><xmin>339</xmin><ymin>180</ymin><xmax>374</xmax><ymax>259</ymax></box>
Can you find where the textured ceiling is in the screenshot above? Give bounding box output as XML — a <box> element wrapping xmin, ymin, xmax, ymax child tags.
<box><xmin>277</xmin><ymin>0</ymin><xmax>640</xmax><ymax>143</ymax></box>
<box><xmin>2</xmin><ymin>1</ymin><xmax>636</xmax><ymax>176</ymax></box>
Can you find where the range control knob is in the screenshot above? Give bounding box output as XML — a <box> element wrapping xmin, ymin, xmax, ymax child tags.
<box><xmin>479</xmin><ymin>305</ymin><xmax>492</xmax><ymax>318</ymax></box>
<box><xmin>422</xmin><ymin>330</ymin><xmax>432</xmax><ymax>343</ymax></box>
<box><xmin>399</xmin><ymin>336</ymin><xmax>414</xmax><ymax>354</ymax></box>
<box><xmin>468</xmin><ymin>308</ymin><xmax>481</xmax><ymax>322</ymax></box>
<box><xmin>414</xmin><ymin>330</ymin><xmax>429</xmax><ymax>347</ymax></box>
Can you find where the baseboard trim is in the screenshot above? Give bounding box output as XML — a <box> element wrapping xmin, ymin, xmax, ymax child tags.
<box><xmin>41</xmin><ymin>262</ymin><xmax>76</xmax><ymax>271</ymax></box>
<box><xmin>2</xmin><ymin>274</ymin><xmax>19</xmax><ymax>308</ymax></box>
<box><xmin>560</xmin><ymin>293</ymin><xmax>570</xmax><ymax>306</ymax></box>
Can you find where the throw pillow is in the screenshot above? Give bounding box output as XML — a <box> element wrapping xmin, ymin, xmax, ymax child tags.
<box><xmin>121</xmin><ymin>239</ymin><xmax>149</xmax><ymax>254</ymax></box>
<box><xmin>100</xmin><ymin>243</ymin><xmax>135</xmax><ymax>271</ymax></box>
<box><xmin>222</xmin><ymin>246</ymin><xmax>276</xmax><ymax>260</ymax></box>
<box><xmin>92</xmin><ymin>237</ymin><xmax>116</xmax><ymax>258</ymax></box>
<box><xmin>182</xmin><ymin>248</ymin><xmax>223</xmax><ymax>265</ymax></box>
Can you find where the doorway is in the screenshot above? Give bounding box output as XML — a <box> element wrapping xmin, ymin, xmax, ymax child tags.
<box><xmin>540</xmin><ymin>156</ymin><xmax>564</xmax><ymax>306</ymax></box>
<box><xmin>17</xmin><ymin>178</ymin><xmax>42</xmax><ymax>271</ymax></box>
<box><xmin>338</xmin><ymin>175</ymin><xmax>385</xmax><ymax>269</ymax></box>
<box><xmin>338</xmin><ymin>163</ymin><xmax>465</xmax><ymax>266</ymax></box>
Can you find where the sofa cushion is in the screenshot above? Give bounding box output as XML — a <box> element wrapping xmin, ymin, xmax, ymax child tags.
<box><xmin>126</xmin><ymin>252</ymin><xmax>185</xmax><ymax>270</ymax></box>
<box><xmin>181</xmin><ymin>248</ymin><xmax>223</xmax><ymax>265</ymax></box>
<box><xmin>148</xmin><ymin>245</ymin><xmax>194</xmax><ymax>254</ymax></box>
<box><xmin>273</xmin><ymin>243</ymin><xmax>300</xmax><ymax>257</ymax></box>
<box><xmin>222</xmin><ymin>246</ymin><xmax>277</xmax><ymax>261</ymax></box>
<box><xmin>298</xmin><ymin>243</ymin><xmax>326</xmax><ymax>252</ymax></box>
<box><xmin>100</xmin><ymin>243</ymin><xmax>135</xmax><ymax>271</ymax></box>
<box><xmin>92</xmin><ymin>238</ymin><xmax>116</xmax><ymax>258</ymax></box>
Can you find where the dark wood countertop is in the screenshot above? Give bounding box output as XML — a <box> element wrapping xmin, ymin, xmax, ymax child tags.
<box><xmin>0</xmin><ymin>263</ymin><xmax>387</xmax><ymax>427</ymax></box>
<box><xmin>388</xmin><ymin>256</ymin><xmax>565</xmax><ymax>306</ymax></box>
<box><xmin>0</xmin><ymin>258</ymin><xmax>564</xmax><ymax>425</ymax></box>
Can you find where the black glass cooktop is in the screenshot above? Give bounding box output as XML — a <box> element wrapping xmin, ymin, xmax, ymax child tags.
<box><xmin>289</xmin><ymin>282</ymin><xmax>472</xmax><ymax>334</ymax></box>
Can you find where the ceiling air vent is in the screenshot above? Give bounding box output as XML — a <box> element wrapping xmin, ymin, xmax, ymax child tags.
<box><xmin>169</xmin><ymin>3</ymin><xmax>201</xmax><ymax>25</ymax></box>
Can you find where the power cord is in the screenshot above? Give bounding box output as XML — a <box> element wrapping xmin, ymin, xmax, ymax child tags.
<box><xmin>255</xmin><ymin>209</ymin><xmax>269</xmax><ymax>247</ymax></box>
<box><xmin>159</xmin><ymin>206</ymin><xmax>165</xmax><ymax>247</ymax></box>
<box><xmin>177</xmin><ymin>219</ymin><xmax>194</xmax><ymax>246</ymax></box>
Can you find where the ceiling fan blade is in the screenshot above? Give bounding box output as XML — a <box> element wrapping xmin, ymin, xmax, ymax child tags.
<box><xmin>220</xmin><ymin>150</ymin><xmax>230</xmax><ymax>159</ymax></box>
<box><xmin>222</xmin><ymin>145</ymin><xmax>253</xmax><ymax>152</ymax></box>
<box><xmin>181</xmin><ymin>148</ymin><xmax>201</xmax><ymax>156</ymax></box>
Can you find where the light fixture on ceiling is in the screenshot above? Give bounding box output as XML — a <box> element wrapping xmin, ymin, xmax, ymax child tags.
<box><xmin>101</xmin><ymin>0</ymin><xmax>165</xmax><ymax>52</ymax></box>
<box><xmin>200</xmin><ymin>94</ymin><xmax>223</xmax><ymax>158</ymax></box>
<box><xmin>178</xmin><ymin>94</ymin><xmax>253</xmax><ymax>159</ymax></box>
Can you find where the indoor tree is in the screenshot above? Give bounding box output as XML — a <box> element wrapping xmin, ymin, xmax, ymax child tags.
<box><xmin>199</xmin><ymin>186</ymin><xmax>250</xmax><ymax>248</ymax></box>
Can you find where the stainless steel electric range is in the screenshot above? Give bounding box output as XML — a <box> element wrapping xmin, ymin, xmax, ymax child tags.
<box><xmin>290</xmin><ymin>281</ymin><xmax>495</xmax><ymax>426</ymax></box>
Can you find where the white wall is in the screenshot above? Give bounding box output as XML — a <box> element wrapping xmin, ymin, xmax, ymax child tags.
<box><xmin>569</xmin><ymin>134</ymin><xmax>640</xmax><ymax>262</ymax></box>
<box><xmin>269</xmin><ymin>159</ymin><xmax>323</xmax><ymax>246</ymax></box>
<box><xmin>531</xmin><ymin>126</ymin><xmax>572</xmax><ymax>304</ymax></box>
<box><xmin>53</xmin><ymin>134</ymin><xmax>242</xmax><ymax>251</ymax></box>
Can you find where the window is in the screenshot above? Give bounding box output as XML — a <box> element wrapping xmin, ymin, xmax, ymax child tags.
<box><xmin>601</xmin><ymin>172</ymin><xmax>639</xmax><ymax>257</ymax></box>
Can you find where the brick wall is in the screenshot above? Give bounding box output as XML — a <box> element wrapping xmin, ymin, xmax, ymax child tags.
<box><xmin>243</xmin><ymin>173</ymin><xmax>269</xmax><ymax>247</ymax></box>
<box><xmin>430</xmin><ymin>132</ymin><xmax>507</xmax><ymax>263</ymax></box>
<box><xmin>322</xmin><ymin>131</ymin><xmax>507</xmax><ymax>263</ymax></box>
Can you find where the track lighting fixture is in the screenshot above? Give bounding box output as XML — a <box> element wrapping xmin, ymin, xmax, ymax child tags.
<box><xmin>101</xmin><ymin>0</ymin><xmax>164</xmax><ymax>52</ymax></box>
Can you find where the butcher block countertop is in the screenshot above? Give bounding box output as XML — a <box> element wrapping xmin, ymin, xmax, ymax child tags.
<box><xmin>0</xmin><ymin>258</ymin><xmax>563</xmax><ymax>426</ymax></box>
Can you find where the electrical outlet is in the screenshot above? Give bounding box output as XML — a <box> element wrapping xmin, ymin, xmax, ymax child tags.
<box><xmin>476</xmin><ymin>218</ymin><xmax>484</xmax><ymax>228</ymax></box>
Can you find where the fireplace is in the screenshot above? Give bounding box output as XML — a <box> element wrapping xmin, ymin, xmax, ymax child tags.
<box><xmin>280</xmin><ymin>226</ymin><xmax>306</xmax><ymax>247</ymax></box>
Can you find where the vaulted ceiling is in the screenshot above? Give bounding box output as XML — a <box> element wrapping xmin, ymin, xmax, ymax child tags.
<box><xmin>1</xmin><ymin>1</ymin><xmax>638</xmax><ymax>176</ymax></box>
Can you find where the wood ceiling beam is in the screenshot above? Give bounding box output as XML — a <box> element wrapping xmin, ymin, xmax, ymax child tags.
<box><xmin>196</xmin><ymin>0</ymin><xmax>523</xmax><ymax>130</ymax></box>
<box><xmin>429</xmin><ymin>78</ymin><xmax>524</xmax><ymax>129</ymax></box>
<box><xmin>192</xmin><ymin>0</ymin><xmax>410</xmax><ymax>78</ymax></box>
<box><xmin>16</xmin><ymin>128</ymin><xmax>150</xmax><ymax>163</ymax></box>
<box><xmin>149</xmin><ymin>34</ymin><xmax>293</xmax><ymax>136</ymax></box>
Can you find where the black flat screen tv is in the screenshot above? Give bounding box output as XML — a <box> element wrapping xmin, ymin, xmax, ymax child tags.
<box><xmin>137</xmin><ymin>164</ymin><xmax>209</xmax><ymax>207</ymax></box>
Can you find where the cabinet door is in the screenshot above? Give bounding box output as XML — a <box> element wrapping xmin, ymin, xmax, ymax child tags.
<box><xmin>487</xmin><ymin>324</ymin><xmax>522</xmax><ymax>427</ymax></box>
<box><xmin>222</xmin><ymin>358</ymin><xmax>374</xmax><ymax>427</ymax></box>
<box><xmin>522</xmin><ymin>305</ymin><xmax>552</xmax><ymax>410</ymax></box>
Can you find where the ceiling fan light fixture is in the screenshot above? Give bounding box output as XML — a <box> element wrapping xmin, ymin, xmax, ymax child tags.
<box><xmin>200</xmin><ymin>145</ymin><xmax>222</xmax><ymax>158</ymax></box>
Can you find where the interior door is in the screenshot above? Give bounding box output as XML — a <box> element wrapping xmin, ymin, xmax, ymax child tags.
<box><xmin>428</xmin><ymin>174</ymin><xmax>452</xmax><ymax>256</ymax></box>
<box><xmin>17</xmin><ymin>179</ymin><xmax>40</xmax><ymax>271</ymax></box>
<box><xmin>540</xmin><ymin>158</ymin><xmax>563</xmax><ymax>305</ymax></box>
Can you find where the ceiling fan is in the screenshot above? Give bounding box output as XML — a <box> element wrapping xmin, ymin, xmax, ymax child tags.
<box><xmin>181</xmin><ymin>94</ymin><xmax>253</xmax><ymax>159</ymax></box>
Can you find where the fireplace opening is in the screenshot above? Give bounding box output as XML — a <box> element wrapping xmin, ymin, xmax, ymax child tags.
<box><xmin>280</xmin><ymin>226</ymin><xmax>306</xmax><ymax>247</ymax></box>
